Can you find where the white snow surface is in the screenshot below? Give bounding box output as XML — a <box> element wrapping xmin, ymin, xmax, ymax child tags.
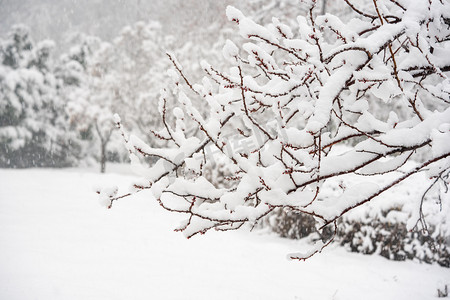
<box><xmin>0</xmin><ymin>167</ymin><xmax>448</xmax><ymax>300</ymax></box>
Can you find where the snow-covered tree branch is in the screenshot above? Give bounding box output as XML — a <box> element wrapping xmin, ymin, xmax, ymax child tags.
<box><xmin>104</xmin><ymin>0</ymin><xmax>450</xmax><ymax>260</ymax></box>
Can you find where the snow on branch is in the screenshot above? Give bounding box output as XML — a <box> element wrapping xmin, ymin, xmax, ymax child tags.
<box><xmin>103</xmin><ymin>0</ymin><xmax>450</xmax><ymax>260</ymax></box>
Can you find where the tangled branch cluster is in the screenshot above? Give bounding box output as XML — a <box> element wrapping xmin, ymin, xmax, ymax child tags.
<box><xmin>103</xmin><ymin>0</ymin><xmax>450</xmax><ymax>260</ymax></box>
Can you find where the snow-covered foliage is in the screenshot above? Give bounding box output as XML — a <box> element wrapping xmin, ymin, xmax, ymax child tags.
<box><xmin>106</xmin><ymin>0</ymin><xmax>450</xmax><ymax>260</ymax></box>
<box><xmin>0</xmin><ymin>25</ymin><xmax>75</xmax><ymax>167</ymax></box>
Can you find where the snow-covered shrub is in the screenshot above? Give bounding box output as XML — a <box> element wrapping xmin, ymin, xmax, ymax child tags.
<box><xmin>105</xmin><ymin>0</ymin><xmax>450</xmax><ymax>261</ymax></box>
<box><xmin>438</xmin><ymin>285</ymin><xmax>449</xmax><ymax>298</ymax></box>
<box><xmin>337</xmin><ymin>164</ymin><xmax>450</xmax><ymax>266</ymax></box>
<box><xmin>267</xmin><ymin>205</ymin><xmax>449</xmax><ymax>266</ymax></box>
<box><xmin>267</xmin><ymin>160</ymin><xmax>450</xmax><ymax>266</ymax></box>
<box><xmin>267</xmin><ymin>209</ymin><xmax>322</xmax><ymax>240</ymax></box>
<box><xmin>339</xmin><ymin>215</ymin><xmax>450</xmax><ymax>267</ymax></box>
<box><xmin>201</xmin><ymin>156</ymin><xmax>237</xmax><ymax>189</ymax></box>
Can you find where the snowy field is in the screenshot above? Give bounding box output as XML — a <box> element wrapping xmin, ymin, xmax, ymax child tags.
<box><xmin>0</xmin><ymin>167</ymin><xmax>448</xmax><ymax>300</ymax></box>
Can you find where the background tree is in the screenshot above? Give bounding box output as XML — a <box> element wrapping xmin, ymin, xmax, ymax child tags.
<box><xmin>65</xmin><ymin>21</ymin><xmax>177</xmax><ymax>172</ymax></box>
<box><xmin>55</xmin><ymin>33</ymin><xmax>103</xmax><ymax>166</ymax></box>
<box><xmin>0</xmin><ymin>25</ymin><xmax>74</xmax><ymax>167</ymax></box>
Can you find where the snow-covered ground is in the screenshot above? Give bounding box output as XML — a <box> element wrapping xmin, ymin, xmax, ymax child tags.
<box><xmin>0</xmin><ymin>167</ymin><xmax>448</xmax><ymax>300</ymax></box>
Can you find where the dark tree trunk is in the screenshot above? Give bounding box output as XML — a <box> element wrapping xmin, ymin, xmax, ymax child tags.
<box><xmin>321</xmin><ymin>0</ymin><xmax>327</xmax><ymax>15</ymax></box>
<box><xmin>95</xmin><ymin>122</ymin><xmax>112</xmax><ymax>174</ymax></box>
<box><xmin>100</xmin><ymin>141</ymin><xmax>106</xmax><ymax>173</ymax></box>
